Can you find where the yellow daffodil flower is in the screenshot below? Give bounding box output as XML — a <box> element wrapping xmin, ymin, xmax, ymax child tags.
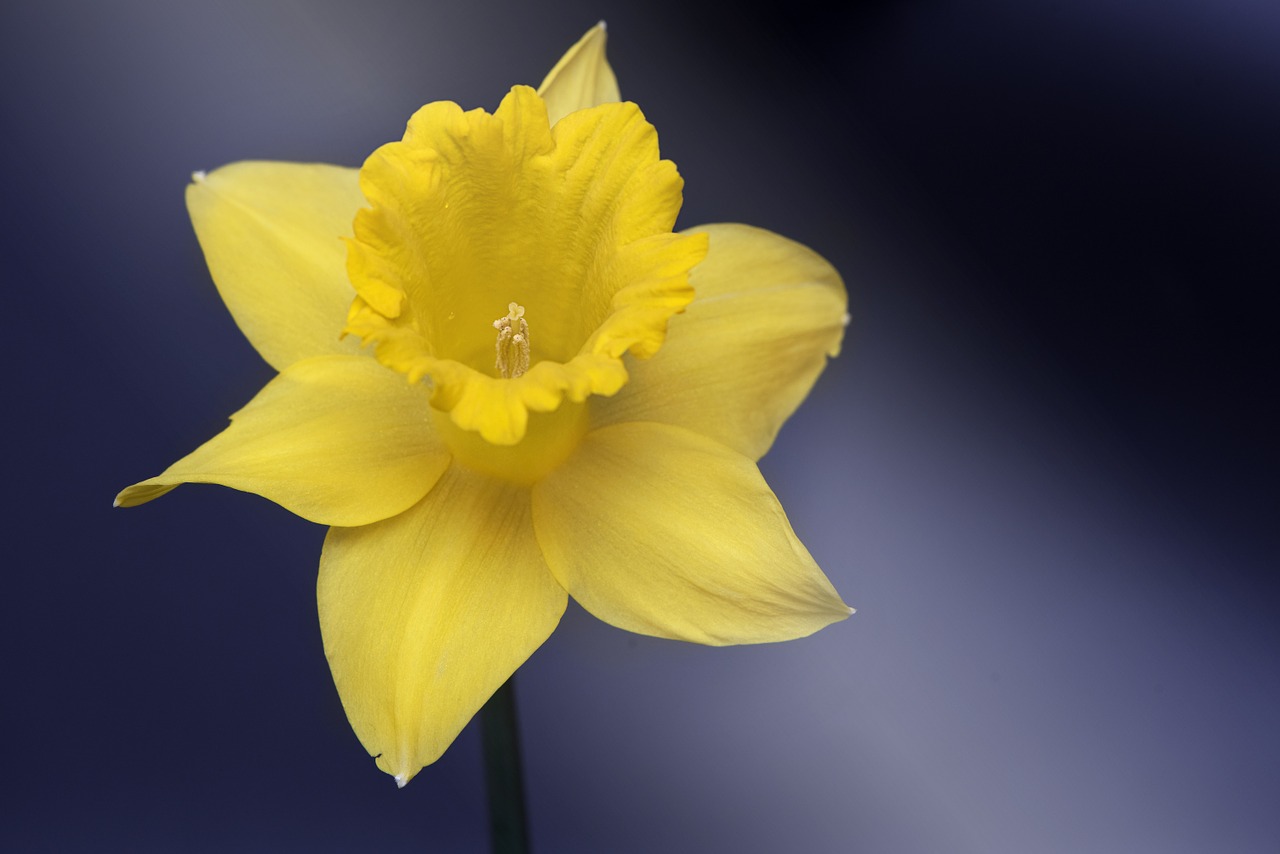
<box><xmin>116</xmin><ymin>23</ymin><xmax>853</xmax><ymax>787</ymax></box>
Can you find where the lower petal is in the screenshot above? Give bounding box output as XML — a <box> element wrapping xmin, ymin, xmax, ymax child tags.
<box><xmin>318</xmin><ymin>465</ymin><xmax>566</xmax><ymax>785</ymax></box>
<box><xmin>115</xmin><ymin>355</ymin><xmax>450</xmax><ymax>527</ymax></box>
<box><xmin>533</xmin><ymin>422</ymin><xmax>852</xmax><ymax>646</ymax></box>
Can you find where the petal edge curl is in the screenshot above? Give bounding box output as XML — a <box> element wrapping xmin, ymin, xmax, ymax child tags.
<box><xmin>115</xmin><ymin>355</ymin><xmax>450</xmax><ymax>527</ymax></box>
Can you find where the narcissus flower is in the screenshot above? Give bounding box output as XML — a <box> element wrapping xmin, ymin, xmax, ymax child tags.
<box><xmin>116</xmin><ymin>24</ymin><xmax>852</xmax><ymax>786</ymax></box>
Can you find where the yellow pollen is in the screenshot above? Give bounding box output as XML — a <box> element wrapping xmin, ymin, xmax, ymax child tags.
<box><xmin>493</xmin><ymin>302</ymin><xmax>531</xmax><ymax>379</ymax></box>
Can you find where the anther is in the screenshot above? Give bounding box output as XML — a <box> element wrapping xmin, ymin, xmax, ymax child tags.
<box><xmin>493</xmin><ymin>302</ymin><xmax>531</xmax><ymax>379</ymax></box>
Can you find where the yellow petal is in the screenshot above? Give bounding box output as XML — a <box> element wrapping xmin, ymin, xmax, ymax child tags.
<box><xmin>115</xmin><ymin>355</ymin><xmax>450</xmax><ymax>527</ymax></box>
<box><xmin>533</xmin><ymin>422</ymin><xmax>852</xmax><ymax>646</ymax></box>
<box><xmin>537</xmin><ymin>22</ymin><xmax>620</xmax><ymax>126</ymax></box>
<box><xmin>345</xmin><ymin>85</ymin><xmax>705</xmax><ymax>445</ymax></box>
<box><xmin>318</xmin><ymin>466</ymin><xmax>566</xmax><ymax>785</ymax></box>
<box><xmin>594</xmin><ymin>223</ymin><xmax>847</xmax><ymax>461</ymax></box>
<box><xmin>187</xmin><ymin>161</ymin><xmax>367</xmax><ymax>371</ymax></box>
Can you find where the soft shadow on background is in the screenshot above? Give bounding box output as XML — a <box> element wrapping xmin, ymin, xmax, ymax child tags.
<box><xmin>4</xmin><ymin>1</ymin><xmax>1278</xmax><ymax>851</ymax></box>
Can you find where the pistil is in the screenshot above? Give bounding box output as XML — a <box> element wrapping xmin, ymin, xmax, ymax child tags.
<box><xmin>493</xmin><ymin>302</ymin><xmax>530</xmax><ymax>379</ymax></box>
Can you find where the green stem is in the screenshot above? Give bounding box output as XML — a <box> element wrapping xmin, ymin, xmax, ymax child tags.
<box><xmin>480</xmin><ymin>676</ymin><xmax>530</xmax><ymax>854</ymax></box>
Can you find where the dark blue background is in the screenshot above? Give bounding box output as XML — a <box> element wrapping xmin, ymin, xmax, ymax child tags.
<box><xmin>4</xmin><ymin>1</ymin><xmax>1278</xmax><ymax>851</ymax></box>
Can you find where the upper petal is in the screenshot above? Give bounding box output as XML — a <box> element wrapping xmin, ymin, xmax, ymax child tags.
<box><xmin>114</xmin><ymin>355</ymin><xmax>450</xmax><ymax>527</ymax></box>
<box><xmin>187</xmin><ymin>161</ymin><xmax>367</xmax><ymax>371</ymax></box>
<box><xmin>318</xmin><ymin>466</ymin><xmax>566</xmax><ymax>785</ymax></box>
<box><xmin>536</xmin><ymin>22</ymin><xmax>620</xmax><ymax>126</ymax></box>
<box><xmin>594</xmin><ymin>223</ymin><xmax>847</xmax><ymax>460</ymax></box>
<box><xmin>532</xmin><ymin>421</ymin><xmax>852</xmax><ymax>646</ymax></box>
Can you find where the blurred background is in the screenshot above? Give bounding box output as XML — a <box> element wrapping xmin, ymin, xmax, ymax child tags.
<box><xmin>3</xmin><ymin>0</ymin><xmax>1278</xmax><ymax>851</ymax></box>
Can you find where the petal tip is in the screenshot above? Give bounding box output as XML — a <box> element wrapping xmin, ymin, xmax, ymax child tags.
<box><xmin>394</xmin><ymin>772</ymin><xmax>410</xmax><ymax>789</ymax></box>
<box><xmin>112</xmin><ymin>481</ymin><xmax>178</xmax><ymax>509</ymax></box>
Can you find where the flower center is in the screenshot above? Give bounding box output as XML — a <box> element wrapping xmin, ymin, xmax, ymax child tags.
<box><xmin>432</xmin><ymin>398</ymin><xmax>589</xmax><ymax>485</ymax></box>
<box><xmin>342</xmin><ymin>86</ymin><xmax>708</xmax><ymax>446</ymax></box>
<box><xmin>493</xmin><ymin>302</ymin><xmax>531</xmax><ymax>379</ymax></box>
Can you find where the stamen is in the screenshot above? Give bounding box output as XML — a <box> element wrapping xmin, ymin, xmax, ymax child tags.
<box><xmin>493</xmin><ymin>302</ymin><xmax>531</xmax><ymax>379</ymax></box>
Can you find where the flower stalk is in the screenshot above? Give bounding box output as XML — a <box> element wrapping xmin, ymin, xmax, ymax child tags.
<box><xmin>480</xmin><ymin>678</ymin><xmax>530</xmax><ymax>854</ymax></box>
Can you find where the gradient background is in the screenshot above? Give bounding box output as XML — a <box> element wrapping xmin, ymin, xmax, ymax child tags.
<box><xmin>4</xmin><ymin>1</ymin><xmax>1278</xmax><ymax>851</ymax></box>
